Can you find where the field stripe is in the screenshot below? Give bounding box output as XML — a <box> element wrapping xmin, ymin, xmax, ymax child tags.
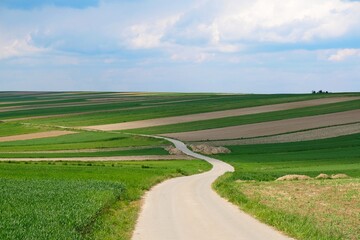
<box><xmin>0</xmin><ymin>145</ymin><xmax>167</xmax><ymax>154</ymax></box>
<box><xmin>196</xmin><ymin>122</ymin><xmax>360</xmax><ymax>145</ymax></box>
<box><xmin>84</xmin><ymin>97</ymin><xmax>360</xmax><ymax>131</ymax></box>
<box><xmin>0</xmin><ymin>155</ymin><xmax>194</xmax><ymax>161</ymax></box>
<box><xmin>0</xmin><ymin>130</ymin><xmax>75</xmax><ymax>142</ymax></box>
<box><xmin>162</xmin><ymin>109</ymin><xmax>360</xmax><ymax>141</ymax></box>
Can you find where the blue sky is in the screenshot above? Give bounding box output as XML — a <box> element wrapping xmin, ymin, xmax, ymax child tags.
<box><xmin>0</xmin><ymin>0</ymin><xmax>359</xmax><ymax>93</ymax></box>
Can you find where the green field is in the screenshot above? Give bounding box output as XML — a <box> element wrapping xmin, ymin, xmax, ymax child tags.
<box><xmin>0</xmin><ymin>147</ymin><xmax>168</xmax><ymax>158</ymax></box>
<box><xmin>1</xmin><ymin>91</ymin><xmax>359</xmax><ymax>240</ymax></box>
<box><xmin>0</xmin><ymin>132</ymin><xmax>167</xmax><ymax>152</ymax></box>
<box><xmin>0</xmin><ymin>122</ymin><xmax>52</xmax><ymax>137</ymax></box>
<box><xmin>214</xmin><ymin>133</ymin><xmax>360</xmax><ymax>239</ymax></box>
<box><xmin>12</xmin><ymin>94</ymin><xmax>346</xmax><ymax>126</ymax></box>
<box><xmin>215</xmin><ymin>133</ymin><xmax>360</xmax><ymax>180</ymax></box>
<box><xmin>0</xmin><ymin>160</ymin><xmax>211</xmax><ymax>240</ymax></box>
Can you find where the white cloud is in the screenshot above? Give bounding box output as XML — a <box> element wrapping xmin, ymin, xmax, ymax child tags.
<box><xmin>125</xmin><ymin>15</ymin><xmax>181</xmax><ymax>49</ymax></box>
<box><xmin>190</xmin><ymin>0</ymin><xmax>360</xmax><ymax>44</ymax></box>
<box><xmin>118</xmin><ymin>0</ymin><xmax>360</xmax><ymax>62</ymax></box>
<box><xmin>328</xmin><ymin>48</ymin><xmax>360</xmax><ymax>61</ymax></box>
<box><xmin>0</xmin><ymin>35</ymin><xmax>44</xmax><ymax>60</ymax></box>
<box><xmin>171</xmin><ymin>51</ymin><xmax>213</xmax><ymax>63</ymax></box>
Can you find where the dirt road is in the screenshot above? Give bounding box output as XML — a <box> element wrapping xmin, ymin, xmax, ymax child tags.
<box><xmin>85</xmin><ymin>97</ymin><xmax>359</xmax><ymax>131</ymax></box>
<box><xmin>132</xmin><ymin>137</ymin><xmax>291</xmax><ymax>240</ymax></box>
<box><xmin>163</xmin><ymin>109</ymin><xmax>360</xmax><ymax>141</ymax></box>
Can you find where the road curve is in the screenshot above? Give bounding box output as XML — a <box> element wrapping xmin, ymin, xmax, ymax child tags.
<box><xmin>132</xmin><ymin>137</ymin><xmax>292</xmax><ymax>240</ymax></box>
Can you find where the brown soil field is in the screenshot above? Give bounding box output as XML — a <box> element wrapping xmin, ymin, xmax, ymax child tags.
<box><xmin>0</xmin><ymin>155</ymin><xmax>193</xmax><ymax>161</ymax></box>
<box><xmin>85</xmin><ymin>97</ymin><xmax>360</xmax><ymax>131</ymax></box>
<box><xmin>0</xmin><ymin>106</ymin><xmax>25</xmax><ymax>112</ymax></box>
<box><xmin>163</xmin><ymin>109</ymin><xmax>360</xmax><ymax>141</ymax></box>
<box><xmin>0</xmin><ymin>130</ymin><xmax>75</xmax><ymax>142</ymax></box>
<box><xmin>197</xmin><ymin>122</ymin><xmax>360</xmax><ymax>146</ymax></box>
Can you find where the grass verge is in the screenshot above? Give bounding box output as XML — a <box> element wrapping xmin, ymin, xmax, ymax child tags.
<box><xmin>0</xmin><ymin>160</ymin><xmax>211</xmax><ymax>240</ymax></box>
<box><xmin>213</xmin><ymin>134</ymin><xmax>360</xmax><ymax>239</ymax></box>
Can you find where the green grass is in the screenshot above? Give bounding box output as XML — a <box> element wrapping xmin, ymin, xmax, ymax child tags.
<box><xmin>0</xmin><ymin>132</ymin><xmax>167</xmax><ymax>152</ymax></box>
<box><xmin>127</xmin><ymin>99</ymin><xmax>360</xmax><ymax>134</ymax></box>
<box><xmin>0</xmin><ymin>147</ymin><xmax>168</xmax><ymax>158</ymax></box>
<box><xmin>0</xmin><ymin>122</ymin><xmax>52</xmax><ymax>137</ymax></box>
<box><xmin>0</xmin><ymin>160</ymin><xmax>211</xmax><ymax>240</ymax></box>
<box><xmin>215</xmin><ymin>133</ymin><xmax>360</xmax><ymax>180</ymax></box>
<box><xmin>0</xmin><ymin>93</ymin><xmax>217</xmax><ymax>119</ymax></box>
<box><xmin>213</xmin><ymin>133</ymin><xmax>360</xmax><ymax>239</ymax></box>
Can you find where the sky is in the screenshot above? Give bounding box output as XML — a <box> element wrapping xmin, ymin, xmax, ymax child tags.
<box><xmin>0</xmin><ymin>0</ymin><xmax>360</xmax><ymax>93</ymax></box>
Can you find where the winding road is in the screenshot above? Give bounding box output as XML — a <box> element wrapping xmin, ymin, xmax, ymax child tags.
<box><xmin>132</xmin><ymin>137</ymin><xmax>292</xmax><ymax>240</ymax></box>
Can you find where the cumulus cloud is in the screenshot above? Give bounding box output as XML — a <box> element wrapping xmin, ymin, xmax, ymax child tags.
<box><xmin>166</xmin><ymin>0</ymin><xmax>360</xmax><ymax>45</ymax></box>
<box><xmin>124</xmin><ymin>15</ymin><xmax>181</xmax><ymax>49</ymax></box>
<box><xmin>121</xmin><ymin>0</ymin><xmax>360</xmax><ymax>61</ymax></box>
<box><xmin>0</xmin><ymin>35</ymin><xmax>45</xmax><ymax>60</ymax></box>
<box><xmin>2</xmin><ymin>0</ymin><xmax>360</xmax><ymax>60</ymax></box>
<box><xmin>328</xmin><ymin>48</ymin><xmax>360</xmax><ymax>61</ymax></box>
<box><xmin>0</xmin><ymin>0</ymin><xmax>360</xmax><ymax>93</ymax></box>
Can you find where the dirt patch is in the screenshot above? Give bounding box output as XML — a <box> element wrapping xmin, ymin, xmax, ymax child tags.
<box><xmin>0</xmin><ymin>106</ymin><xmax>26</xmax><ymax>112</ymax></box>
<box><xmin>164</xmin><ymin>109</ymin><xmax>360</xmax><ymax>141</ymax></box>
<box><xmin>331</xmin><ymin>174</ymin><xmax>350</xmax><ymax>179</ymax></box>
<box><xmin>0</xmin><ymin>131</ymin><xmax>75</xmax><ymax>142</ymax></box>
<box><xmin>165</xmin><ymin>146</ymin><xmax>184</xmax><ymax>155</ymax></box>
<box><xmin>0</xmin><ymin>155</ymin><xmax>194</xmax><ymax>161</ymax></box>
<box><xmin>197</xmin><ymin>122</ymin><xmax>360</xmax><ymax>146</ymax></box>
<box><xmin>189</xmin><ymin>144</ymin><xmax>231</xmax><ymax>155</ymax></box>
<box><xmin>315</xmin><ymin>173</ymin><xmax>331</xmax><ymax>179</ymax></box>
<box><xmin>276</xmin><ymin>175</ymin><xmax>312</xmax><ymax>181</ymax></box>
<box><xmin>84</xmin><ymin>97</ymin><xmax>360</xmax><ymax>131</ymax></box>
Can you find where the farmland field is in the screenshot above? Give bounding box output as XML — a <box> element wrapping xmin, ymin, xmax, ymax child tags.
<box><xmin>6</xmin><ymin>93</ymin><xmax>356</xmax><ymax>126</ymax></box>
<box><xmin>1</xmin><ymin>91</ymin><xmax>359</xmax><ymax>240</ymax></box>
<box><xmin>0</xmin><ymin>160</ymin><xmax>211</xmax><ymax>240</ymax></box>
<box><xmin>0</xmin><ymin>131</ymin><xmax>167</xmax><ymax>152</ymax></box>
<box><xmin>127</xmin><ymin>99</ymin><xmax>360</xmax><ymax>134</ymax></box>
<box><xmin>213</xmin><ymin>133</ymin><xmax>360</xmax><ymax>240</ymax></box>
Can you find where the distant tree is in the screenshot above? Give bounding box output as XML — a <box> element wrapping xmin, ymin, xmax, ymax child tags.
<box><xmin>312</xmin><ymin>90</ymin><xmax>316</xmax><ymax>94</ymax></box>
<box><xmin>318</xmin><ymin>90</ymin><xmax>323</xmax><ymax>94</ymax></box>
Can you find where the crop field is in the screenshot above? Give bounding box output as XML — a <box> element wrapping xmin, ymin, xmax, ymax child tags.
<box><xmin>1</xmin><ymin>91</ymin><xmax>359</xmax><ymax>240</ymax></box>
<box><xmin>0</xmin><ymin>132</ymin><xmax>167</xmax><ymax>152</ymax></box>
<box><xmin>214</xmin><ymin>133</ymin><xmax>360</xmax><ymax>239</ymax></box>
<box><xmin>127</xmin><ymin>99</ymin><xmax>360</xmax><ymax>134</ymax></box>
<box><xmin>0</xmin><ymin>160</ymin><xmax>211</xmax><ymax>239</ymax></box>
<box><xmin>4</xmin><ymin>93</ymin><xmax>350</xmax><ymax>126</ymax></box>
<box><xmin>0</xmin><ymin>122</ymin><xmax>51</xmax><ymax>137</ymax></box>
